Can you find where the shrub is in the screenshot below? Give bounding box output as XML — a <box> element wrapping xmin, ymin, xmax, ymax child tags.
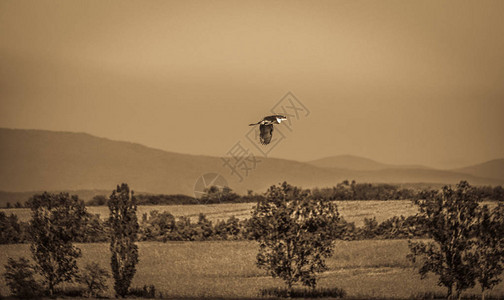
<box><xmin>410</xmin><ymin>292</ymin><xmax>504</xmax><ymax>299</ymax></box>
<box><xmin>87</xmin><ymin>195</ymin><xmax>107</xmax><ymax>206</ymax></box>
<box><xmin>77</xmin><ymin>213</ymin><xmax>109</xmax><ymax>243</ymax></box>
<box><xmin>3</xmin><ymin>257</ymin><xmax>41</xmax><ymax>298</ymax></box>
<box><xmin>0</xmin><ymin>212</ymin><xmax>22</xmax><ymax>244</ymax></box>
<box><xmin>139</xmin><ymin>210</ymin><xmax>176</xmax><ymax>241</ymax></box>
<box><xmin>129</xmin><ymin>285</ymin><xmax>156</xmax><ymax>298</ymax></box>
<box><xmin>260</xmin><ymin>287</ymin><xmax>346</xmax><ymax>298</ymax></box>
<box><xmin>52</xmin><ymin>287</ymin><xmax>85</xmax><ymax>297</ymax></box>
<box><xmin>77</xmin><ymin>262</ymin><xmax>110</xmax><ymax>298</ymax></box>
<box><xmin>200</xmin><ymin>186</ymin><xmax>240</xmax><ymax>204</ymax></box>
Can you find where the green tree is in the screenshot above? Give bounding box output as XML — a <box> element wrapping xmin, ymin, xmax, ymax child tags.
<box><xmin>139</xmin><ymin>210</ymin><xmax>176</xmax><ymax>241</ymax></box>
<box><xmin>3</xmin><ymin>257</ymin><xmax>41</xmax><ymax>298</ymax></box>
<box><xmin>0</xmin><ymin>212</ymin><xmax>22</xmax><ymax>244</ymax></box>
<box><xmin>407</xmin><ymin>181</ymin><xmax>480</xmax><ymax>299</ymax></box>
<box><xmin>108</xmin><ymin>183</ymin><xmax>139</xmax><ymax>297</ymax></box>
<box><xmin>473</xmin><ymin>203</ymin><xmax>504</xmax><ymax>300</ymax></box>
<box><xmin>77</xmin><ymin>262</ymin><xmax>110</xmax><ymax>298</ymax></box>
<box><xmin>27</xmin><ymin>192</ymin><xmax>86</xmax><ymax>296</ymax></box>
<box><xmin>196</xmin><ymin>213</ymin><xmax>214</xmax><ymax>240</ymax></box>
<box><xmin>201</xmin><ymin>185</ymin><xmax>239</xmax><ymax>204</ymax></box>
<box><xmin>87</xmin><ymin>195</ymin><xmax>107</xmax><ymax>206</ymax></box>
<box><xmin>249</xmin><ymin>182</ymin><xmax>341</xmax><ymax>294</ymax></box>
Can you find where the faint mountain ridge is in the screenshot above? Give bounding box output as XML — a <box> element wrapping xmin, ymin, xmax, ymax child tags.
<box><xmin>0</xmin><ymin>128</ymin><xmax>341</xmax><ymax>195</ymax></box>
<box><xmin>307</xmin><ymin>154</ymin><xmax>431</xmax><ymax>171</ymax></box>
<box><xmin>452</xmin><ymin>159</ymin><xmax>504</xmax><ymax>181</ymax></box>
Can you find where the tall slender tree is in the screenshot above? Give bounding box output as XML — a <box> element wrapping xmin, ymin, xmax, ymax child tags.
<box><xmin>108</xmin><ymin>183</ymin><xmax>139</xmax><ymax>297</ymax></box>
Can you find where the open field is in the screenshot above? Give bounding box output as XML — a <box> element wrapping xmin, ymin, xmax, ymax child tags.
<box><xmin>1</xmin><ymin>240</ymin><xmax>503</xmax><ymax>298</ymax></box>
<box><xmin>2</xmin><ymin>200</ymin><xmax>498</xmax><ymax>227</ymax></box>
<box><xmin>0</xmin><ymin>200</ymin><xmax>419</xmax><ymax>227</ymax></box>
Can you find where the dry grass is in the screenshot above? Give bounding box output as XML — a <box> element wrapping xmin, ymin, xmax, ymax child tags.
<box><xmin>1</xmin><ymin>240</ymin><xmax>503</xmax><ymax>298</ymax></box>
<box><xmin>1</xmin><ymin>200</ymin><xmax>501</xmax><ymax>298</ymax></box>
<box><xmin>1</xmin><ymin>200</ymin><xmax>498</xmax><ymax>227</ymax></box>
<box><xmin>0</xmin><ymin>200</ymin><xmax>420</xmax><ymax>225</ymax></box>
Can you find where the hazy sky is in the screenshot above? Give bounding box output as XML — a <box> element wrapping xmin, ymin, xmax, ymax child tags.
<box><xmin>1</xmin><ymin>0</ymin><xmax>503</xmax><ymax>168</ymax></box>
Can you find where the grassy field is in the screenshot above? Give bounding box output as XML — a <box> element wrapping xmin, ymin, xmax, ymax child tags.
<box><xmin>2</xmin><ymin>201</ymin><xmax>501</xmax><ymax>298</ymax></box>
<box><xmin>0</xmin><ymin>200</ymin><xmax>420</xmax><ymax>227</ymax></box>
<box><xmin>2</xmin><ymin>200</ymin><xmax>498</xmax><ymax>227</ymax></box>
<box><xmin>1</xmin><ymin>240</ymin><xmax>503</xmax><ymax>298</ymax></box>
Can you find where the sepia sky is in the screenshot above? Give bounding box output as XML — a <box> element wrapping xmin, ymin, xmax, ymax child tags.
<box><xmin>1</xmin><ymin>0</ymin><xmax>503</xmax><ymax>168</ymax></box>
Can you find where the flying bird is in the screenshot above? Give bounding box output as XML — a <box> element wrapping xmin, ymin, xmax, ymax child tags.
<box><xmin>249</xmin><ymin>115</ymin><xmax>287</xmax><ymax>145</ymax></box>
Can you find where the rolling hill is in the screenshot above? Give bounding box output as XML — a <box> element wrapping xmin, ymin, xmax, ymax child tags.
<box><xmin>307</xmin><ymin>155</ymin><xmax>429</xmax><ymax>171</ymax></box>
<box><xmin>0</xmin><ymin>128</ymin><xmax>340</xmax><ymax>196</ymax></box>
<box><xmin>0</xmin><ymin>128</ymin><xmax>502</xmax><ymax>202</ymax></box>
<box><xmin>453</xmin><ymin>159</ymin><xmax>504</xmax><ymax>181</ymax></box>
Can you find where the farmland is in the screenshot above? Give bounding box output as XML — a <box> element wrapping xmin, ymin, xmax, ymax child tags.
<box><xmin>1</xmin><ymin>240</ymin><xmax>503</xmax><ymax>298</ymax></box>
<box><xmin>2</xmin><ymin>199</ymin><xmax>499</xmax><ymax>227</ymax></box>
<box><xmin>0</xmin><ymin>200</ymin><xmax>420</xmax><ymax>227</ymax></box>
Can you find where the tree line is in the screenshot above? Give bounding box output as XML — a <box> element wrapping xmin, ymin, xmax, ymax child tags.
<box><xmin>0</xmin><ymin>203</ymin><xmax>499</xmax><ymax>245</ymax></box>
<box><xmin>85</xmin><ymin>182</ymin><xmax>504</xmax><ymax>205</ymax></box>
<box><xmin>1</xmin><ymin>207</ymin><xmax>433</xmax><ymax>244</ymax></box>
<box><xmin>3</xmin><ymin>181</ymin><xmax>503</xmax><ymax>208</ymax></box>
<box><xmin>311</xmin><ymin>180</ymin><xmax>504</xmax><ymax>201</ymax></box>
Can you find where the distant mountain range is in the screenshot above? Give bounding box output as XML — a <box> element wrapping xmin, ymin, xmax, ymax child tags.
<box><xmin>307</xmin><ymin>155</ymin><xmax>430</xmax><ymax>171</ymax></box>
<box><xmin>454</xmin><ymin>159</ymin><xmax>504</xmax><ymax>181</ymax></box>
<box><xmin>0</xmin><ymin>128</ymin><xmax>502</xmax><ymax>201</ymax></box>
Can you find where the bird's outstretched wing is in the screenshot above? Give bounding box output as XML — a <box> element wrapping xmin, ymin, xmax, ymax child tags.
<box><xmin>259</xmin><ymin>124</ymin><xmax>274</xmax><ymax>145</ymax></box>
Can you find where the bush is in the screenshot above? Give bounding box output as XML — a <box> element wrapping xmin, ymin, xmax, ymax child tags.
<box><xmin>0</xmin><ymin>212</ymin><xmax>23</xmax><ymax>244</ymax></box>
<box><xmin>129</xmin><ymin>285</ymin><xmax>156</xmax><ymax>298</ymax></box>
<box><xmin>410</xmin><ymin>292</ymin><xmax>504</xmax><ymax>299</ymax></box>
<box><xmin>135</xmin><ymin>194</ymin><xmax>199</xmax><ymax>205</ymax></box>
<box><xmin>86</xmin><ymin>195</ymin><xmax>107</xmax><ymax>206</ymax></box>
<box><xmin>260</xmin><ymin>287</ymin><xmax>346</xmax><ymax>298</ymax></box>
<box><xmin>3</xmin><ymin>257</ymin><xmax>41</xmax><ymax>298</ymax></box>
<box><xmin>139</xmin><ymin>210</ymin><xmax>177</xmax><ymax>241</ymax></box>
<box><xmin>200</xmin><ymin>186</ymin><xmax>240</xmax><ymax>204</ymax></box>
<box><xmin>76</xmin><ymin>262</ymin><xmax>110</xmax><ymax>298</ymax></box>
<box><xmin>51</xmin><ymin>287</ymin><xmax>85</xmax><ymax>297</ymax></box>
<box><xmin>77</xmin><ymin>213</ymin><xmax>109</xmax><ymax>243</ymax></box>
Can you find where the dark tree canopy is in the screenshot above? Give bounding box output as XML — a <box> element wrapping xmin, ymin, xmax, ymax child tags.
<box><xmin>408</xmin><ymin>181</ymin><xmax>481</xmax><ymax>299</ymax></box>
<box><xmin>108</xmin><ymin>183</ymin><xmax>139</xmax><ymax>297</ymax></box>
<box><xmin>27</xmin><ymin>192</ymin><xmax>86</xmax><ymax>296</ymax></box>
<box><xmin>250</xmin><ymin>182</ymin><xmax>341</xmax><ymax>293</ymax></box>
<box><xmin>473</xmin><ymin>203</ymin><xmax>504</xmax><ymax>300</ymax></box>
